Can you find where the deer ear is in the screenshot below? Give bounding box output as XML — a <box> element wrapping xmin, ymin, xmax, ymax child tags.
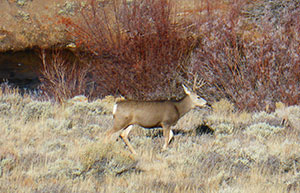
<box><xmin>182</xmin><ymin>84</ymin><xmax>191</xmax><ymax>95</ymax></box>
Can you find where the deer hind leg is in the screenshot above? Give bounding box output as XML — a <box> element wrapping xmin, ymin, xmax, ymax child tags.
<box><xmin>120</xmin><ymin>125</ymin><xmax>137</xmax><ymax>155</ymax></box>
<box><xmin>168</xmin><ymin>130</ymin><xmax>174</xmax><ymax>144</ymax></box>
<box><xmin>105</xmin><ymin>126</ymin><xmax>121</xmax><ymax>142</ymax></box>
<box><xmin>162</xmin><ymin>125</ymin><xmax>173</xmax><ymax>150</ymax></box>
<box><xmin>105</xmin><ymin>118</ymin><xmax>129</xmax><ymax>142</ymax></box>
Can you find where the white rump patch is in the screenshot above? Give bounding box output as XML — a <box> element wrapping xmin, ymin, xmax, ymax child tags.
<box><xmin>113</xmin><ymin>104</ymin><xmax>118</xmax><ymax>115</ymax></box>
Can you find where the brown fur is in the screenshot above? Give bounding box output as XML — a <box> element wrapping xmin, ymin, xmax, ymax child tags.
<box><xmin>105</xmin><ymin>85</ymin><xmax>207</xmax><ymax>154</ymax></box>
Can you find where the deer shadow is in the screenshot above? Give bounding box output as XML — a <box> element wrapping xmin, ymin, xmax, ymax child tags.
<box><xmin>144</xmin><ymin>124</ymin><xmax>214</xmax><ymax>139</ymax></box>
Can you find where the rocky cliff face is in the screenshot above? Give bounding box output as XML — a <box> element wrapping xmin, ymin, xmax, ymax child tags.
<box><xmin>0</xmin><ymin>0</ymin><xmax>74</xmax><ymax>90</ymax></box>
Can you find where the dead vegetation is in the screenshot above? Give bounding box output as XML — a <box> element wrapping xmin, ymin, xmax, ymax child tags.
<box><xmin>40</xmin><ymin>0</ymin><xmax>299</xmax><ymax>111</ymax></box>
<box><xmin>0</xmin><ymin>0</ymin><xmax>299</xmax><ymax>192</ymax></box>
<box><xmin>0</xmin><ymin>90</ymin><xmax>299</xmax><ymax>192</ymax></box>
<box><xmin>0</xmin><ymin>0</ymin><xmax>298</xmax><ymax>111</ymax></box>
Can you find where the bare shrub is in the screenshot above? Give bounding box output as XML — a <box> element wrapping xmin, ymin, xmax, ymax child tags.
<box><xmin>39</xmin><ymin>49</ymin><xmax>92</xmax><ymax>102</ymax></box>
<box><xmin>57</xmin><ymin>0</ymin><xmax>299</xmax><ymax>110</ymax></box>
<box><xmin>190</xmin><ymin>0</ymin><xmax>300</xmax><ymax>111</ymax></box>
<box><xmin>61</xmin><ymin>0</ymin><xmax>192</xmax><ymax>99</ymax></box>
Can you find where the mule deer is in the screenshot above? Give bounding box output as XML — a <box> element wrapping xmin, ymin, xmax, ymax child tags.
<box><xmin>105</xmin><ymin>85</ymin><xmax>208</xmax><ymax>154</ymax></box>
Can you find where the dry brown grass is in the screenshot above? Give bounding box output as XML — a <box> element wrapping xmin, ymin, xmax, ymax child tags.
<box><xmin>0</xmin><ymin>91</ymin><xmax>299</xmax><ymax>192</ymax></box>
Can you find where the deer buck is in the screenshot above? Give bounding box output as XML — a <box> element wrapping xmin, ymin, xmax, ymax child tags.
<box><xmin>105</xmin><ymin>85</ymin><xmax>208</xmax><ymax>154</ymax></box>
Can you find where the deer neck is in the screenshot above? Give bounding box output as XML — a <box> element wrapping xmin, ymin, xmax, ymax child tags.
<box><xmin>175</xmin><ymin>95</ymin><xmax>194</xmax><ymax>118</ymax></box>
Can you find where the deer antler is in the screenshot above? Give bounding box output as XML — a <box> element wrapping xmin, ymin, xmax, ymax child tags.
<box><xmin>192</xmin><ymin>74</ymin><xmax>206</xmax><ymax>91</ymax></box>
